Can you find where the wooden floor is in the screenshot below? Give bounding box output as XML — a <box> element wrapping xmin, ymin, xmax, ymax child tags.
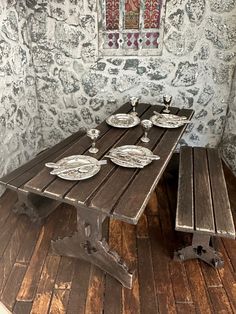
<box><xmin>0</xmin><ymin>166</ymin><xmax>236</xmax><ymax>314</ymax></box>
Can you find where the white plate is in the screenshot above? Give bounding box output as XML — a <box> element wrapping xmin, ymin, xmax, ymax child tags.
<box><xmin>46</xmin><ymin>155</ymin><xmax>101</xmax><ymax>180</ymax></box>
<box><xmin>106</xmin><ymin>113</ymin><xmax>140</xmax><ymax>128</ymax></box>
<box><xmin>107</xmin><ymin>145</ymin><xmax>159</xmax><ymax>168</ymax></box>
<box><xmin>150</xmin><ymin>115</ymin><xmax>189</xmax><ymax>128</ymax></box>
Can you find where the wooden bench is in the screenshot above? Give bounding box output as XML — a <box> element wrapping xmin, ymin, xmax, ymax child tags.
<box><xmin>0</xmin><ymin>130</ymin><xmax>85</xmax><ymax>223</ymax></box>
<box><xmin>175</xmin><ymin>146</ymin><xmax>235</xmax><ymax>268</ymax></box>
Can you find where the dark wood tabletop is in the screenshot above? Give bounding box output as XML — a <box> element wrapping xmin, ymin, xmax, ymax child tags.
<box><xmin>7</xmin><ymin>102</ymin><xmax>194</xmax><ymax>288</ymax></box>
<box><xmin>24</xmin><ymin>102</ymin><xmax>194</xmax><ymax>225</ymax></box>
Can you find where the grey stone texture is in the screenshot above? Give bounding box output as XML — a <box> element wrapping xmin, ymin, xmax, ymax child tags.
<box><xmin>220</xmin><ymin>67</ymin><xmax>236</xmax><ymax>176</ymax></box>
<box><xmin>185</xmin><ymin>0</ymin><xmax>206</xmax><ymax>25</ymax></box>
<box><xmin>0</xmin><ymin>1</ymin><xmax>42</xmax><ymax>196</ymax></box>
<box><xmin>0</xmin><ymin>0</ymin><xmax>236</xmax><ymax>196</ymax></box>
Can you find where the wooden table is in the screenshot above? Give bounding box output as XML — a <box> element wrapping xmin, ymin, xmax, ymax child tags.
<box><xmin>5</xmin><ymin>103</ymin><xmax>194</xmax><ymax>288</ymax></box>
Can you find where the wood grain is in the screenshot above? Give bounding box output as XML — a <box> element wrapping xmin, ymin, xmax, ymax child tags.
<box><xmin>0</xmin><ymin>165</ymin><xmax>235</xmax><ymax>313</ymax></box>
<box><xmin>176</xmin><ymin>146</ymin><xmax>194</xmax><ymax>232</ymax></box>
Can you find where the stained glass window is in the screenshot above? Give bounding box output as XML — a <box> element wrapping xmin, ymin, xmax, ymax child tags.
<box><xmin>98</xmin><ymin>0</ymin><xmax>166</xmax><ymax>56</ymax></box>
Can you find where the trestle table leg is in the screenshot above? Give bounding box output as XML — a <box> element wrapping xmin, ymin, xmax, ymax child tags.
<box><xmin>52</xmin><ymin>206</ymin><xmax>134</xmax><ymax>289</ymax></box>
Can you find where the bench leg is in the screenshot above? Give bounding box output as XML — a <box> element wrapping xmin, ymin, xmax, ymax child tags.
<box><xmin>52</xmin><ymin>206</ymin><xmax>134</xmax><ymax>289</ymax></box>
<box><xmin>13</xmin><ymin>190</ymin><xmax>60</xmax><ymax>224</ymax></box>
<box><xmin>174</xmin><ymin>234</ymin><xmax>224</xmax><ymax>268</ymax></box>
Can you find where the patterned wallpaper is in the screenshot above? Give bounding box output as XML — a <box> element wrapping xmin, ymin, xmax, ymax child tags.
<box><xmin>0</xmin><ymin>0</ymin><xmax>236</xmax><ymax>195</ymax></box>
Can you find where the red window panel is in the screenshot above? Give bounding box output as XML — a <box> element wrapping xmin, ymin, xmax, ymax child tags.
<box><xmin>106</xmin><ymin>0</ymin><xmax>120</xmax><ymax>30</ymax></box>
<box><xmin>144</xmin><ymin>0</ymin><xmax>161</xmax><ymax>29</ymax></box>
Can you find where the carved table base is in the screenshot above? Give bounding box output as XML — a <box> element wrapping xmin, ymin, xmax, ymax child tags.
<box><xmin>52</xmin><ymin>206</ymin><xmax>134</xmax><ymax>289</ymax></box>
<box><xmin>13</xmin><ymin>190</ymin><xmax>60</xmax><ymax>224</ymax></box>
<box><xmin>174</xmin><ymin>233</ymin><xmax>224</xmax><ymax>268</ymax></box>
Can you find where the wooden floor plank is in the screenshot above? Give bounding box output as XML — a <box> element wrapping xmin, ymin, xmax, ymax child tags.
<box><xmin>0</xmin><ymin>215</ymin><xmax>29</xmax><ymax>294</ymax></box>
<box><xmin>184</xmin><ymin>260</ymin><xmax>213</xmax><ymax>314</ymax></box>
<box><xmin>16</xmin><ymin>222</ymin><xmax>41</xmax><ymax>264</ymax></box>
<box><xmin>222</xmin><ymin>237</ymin><xmax>236</xmax><ymax>273</ymax></box>
<box><xmin>1</xmin><ymin>262</ymin><xmax>27</xmax><ymax>311</ymax></box>
<box><xmin>137</xmin><ymin>237</ymin><xmax>158</xmax><ymax>314</ymax></box>
<box><xmin>0</xmin><ymin>212</ymin><xmax>19</xmax><ymax>257</ymax></box>
<box><xmin>200</xmin><ymin>261</ymin><xmax>223</xmax><ymax>288</ymax></box>
<box><xmin>0</xmin><ymin>189</ymin><xmax>17</xmax><ymax>229</ymax></box>
<box><xmin>30</xmin><ymin>255</ymin><xmax>60</xmax><ymax>314</ymax></box>
<box><xmin>17</xmin><ymin>212</ymin><xmax>58</xmax><ymax>302</ymax></box>
<box><xmin>145</xmin><ymin>191</ymin><xmax>158</xmax><ymax>216</ymax></box>
<box><xmin>49</xmin><ymin>289</ymin><xmax>70</xmax><ymax>314</ymax></box>
<box><xmin>66</xmin><ymin>260</ymin><xmax>91</xmax><ymax>314</ymax></box>
<box><xmin>54</xmin><ymin>257</ymin><xmax>75</xmax><ymax>290</ymax></box>
<box><xmin>85</xmin><ymin>266</ymin><xmax>105</xmax><ymax>314</ymax></box>
<box><xmin>137</xmin><ymin>213</ymin><xmax>149</xmax><ymax>238</ymax></box>
<box><xmin>148</xmin><ymin>216</ymin><xmax>177</xmax><ymax>314</ymax></box>
<box><xmin>208</xmin><ymin>286</ymin><xmax>233</xmax><ymax>313</ymax></box>
<box><xmin>217</xmin><ymin>241</ymin><xmax>236</xmax><ymax>312</ymax></box>
<box><xmin>122</xmin><ymin>223</ymin><xmax>140</xmax><ymax>314</ymax></box>
<box><xmin>103</xmin><ymin>220</ymin><xmax>122</xmax><ymax>314</ymax></box>
<box><xmin>169</xmin><ymin>262</ymin><xmax>193</xmax><ymax>304</ymax></box>
<box><xmin>13</xmin><ymin>301</ymin><xmax>32</xmax><ymax>314</ymax></box>
<box><xmin>176</xmin><ymin>303</ymin><xmax>196</xmax><ymax>314</ymax></box>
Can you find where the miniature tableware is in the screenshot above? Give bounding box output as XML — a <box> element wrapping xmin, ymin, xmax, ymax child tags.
<box><xmin>141</xmin><ymin>119</ymin><xmax>153</xmax><ymax>143</ymax></box>
<box><xmin>163</xmin><ymin>95</ymin><xmax>172</xmax><ymax>113</ymax></box>
<box><xmin>87</xmin><ymin>128</ymin><xmax>100</xmax><ymax>154</ymax></box>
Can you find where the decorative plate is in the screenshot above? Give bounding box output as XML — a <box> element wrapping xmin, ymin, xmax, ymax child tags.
<box><xmin>45</xmin><ymin>155</ymin><xmax>101</xmax><ymax>181</ymax></box>
<box><xmin>106</xmin><ymin>145</ymin><xmax>160</xmax><ymax>168</ymax></box>
<box><xmin>150</xmin><ymin>115</ymin><xmax>189</xmax><ymax>129</ymax></box>
<box><xmin>106</xmin><ymin>113</ymin><xmax>140</xmax><ymax>128</ymax></box>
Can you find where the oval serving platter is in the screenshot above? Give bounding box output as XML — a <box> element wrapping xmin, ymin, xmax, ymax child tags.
<box><xmin>150</xmin><ymin>115</ymin><xmax>189</xmax><ymax>129</ymax></box>
<box><xmin>106</xmin><ymin>113</ymin><xmax>140</xmax><ymax>128</ymax></box>
<box><xmin>45</xmin><ymin>155</ymin><xmax>101</xmax><ymax>181</ymax></box>
<box><xmin>106</xmin><ymin>145</ymin><xmax>160</xmax><ymax>168</ymax></box>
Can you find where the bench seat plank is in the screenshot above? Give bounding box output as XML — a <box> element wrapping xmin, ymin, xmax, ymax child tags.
<box><xmin>175</xmin><ymin>146</ymin><xmax>194</xmax><ymax>232</ymax></box>
<box><xmin>175</xmin><ymin>146</ymin><xmax>235</xmax><ymax>269</ymax></box>
<box><xmin>176</xmin><ymin>146</ymin><xmax>235</xmax><ymax>239</ymax></box>
<box><xmin>194</xmin><ymin>148</ymin><xmax>215</xmax><ymax>234</ymax></box>
<box><xmin>207</xmin><ymin>148</ymin><xmax>235</xmax><ymax>238</ymax></box>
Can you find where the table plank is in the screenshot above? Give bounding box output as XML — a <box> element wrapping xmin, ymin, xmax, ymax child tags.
<box><xmin>207</xmin><ymin>148</ymin><xmax>235</xmax><ymax>238</ymax></box>
<box><xmin>42</xmin><ymin>104</ymin><xmax>150</xmax><ymax>200</ymax></box>
<box><xmin>112</xmin><ymin>108</ymin><xmax>194</xmax><ymax>224</ymax></box>
<box><xmin>194</xmin><ymin>148</ymin><xmax>215</xmax><ymax>233</ymax></box>
<box><xmin>1</xmin><ymin>130</ymin><xmax>85</xmax><ymax>189</ymax></box>
<box><xmin>24</xmin><ymin>102</ymin><xmax>134</xmax><ymax>194</ymax></box>
<box><xmin>89</xmin><ymin>107</ymin><xmax>181</xmax><ymax>217</ymax></box>
<box><xmin>65</xmin><ymin>105</ymin><xmax>164</xmax><ymax>206</ymax></box>
<box><xmin>175</xmin><ymin>146</ymin><xmax>194</xmax><ymax>232</ymax></box>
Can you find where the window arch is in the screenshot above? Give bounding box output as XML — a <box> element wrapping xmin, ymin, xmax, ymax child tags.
<box><xmin>98</xmin><ymin>0</ymin><xmax>166</xmax><ymax>56</ymax></box>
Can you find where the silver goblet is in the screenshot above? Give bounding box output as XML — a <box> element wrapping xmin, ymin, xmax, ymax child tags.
<box><xmin>141</xmin><ymin>119</ymin><xmax>153</xmax><ymax>143</ymax></box>
<box><xmin>163</xmin><ymin>95</ymin><xmax>172</xmax><ymax>113</ymax></box>
<box><xmin>130</xmin><ymin>97</ymin><xmax>139</xmax><ymax>115</ymax></box>
<box><xmin>87</xmin><ymin>128</ymin><xmax>100</xmax><ymax>154</ymax></box>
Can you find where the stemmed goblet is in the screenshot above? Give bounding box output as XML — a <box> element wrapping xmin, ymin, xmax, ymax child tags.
<box><xmin>163</xmin><ymin>95</ymin><xmax>172</xmax><ymax>113</ymax></box>
<box><xmin>87</xmin><ymin>128</ymin><xmax>100</xmax><ymax>154</ymax></box>
<box><xmin>141</xmin><ymin>119</ymin><xmax>153</xmax><ymax>143</ymax></box>
<box><xmin>130</xmin><ymin>97</ymin><xmax>139</xmax><ymax>115</ymax></box>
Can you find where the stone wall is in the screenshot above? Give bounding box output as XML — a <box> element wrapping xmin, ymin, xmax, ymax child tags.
<box><xmin>220</xmin><ymin>67</ymin><xmax>236</xmax><ymax>175</ymax></box>
<box><xmin>0</xmin><ymin>1</ymin><xmax>43</xmax><ymax>195</ymax></box>
<box><xmin>29</xmin><ymin>0</ymin><xmax>236</xmax><ymax>150</ymax></box>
